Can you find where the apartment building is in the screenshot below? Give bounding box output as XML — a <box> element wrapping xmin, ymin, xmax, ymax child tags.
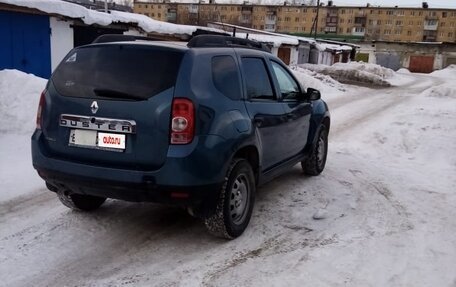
<box><xmin>133</xmin><ymin>2</ymin><xmax>456</xmax><ymax>43</ymax></box>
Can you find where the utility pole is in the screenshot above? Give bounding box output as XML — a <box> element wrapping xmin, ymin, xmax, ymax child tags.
<box><xmin>104</xmin><ymin>0</ymin><xmax>108</xmax><ymax>13</ymax></box>
<box><xmin>314</xmin><ymin>0</ymin><xmax>320</xmax><ymax>39</ymax></box>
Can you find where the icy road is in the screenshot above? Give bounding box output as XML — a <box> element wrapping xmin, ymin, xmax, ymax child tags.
<box><xmin>0</xmin><ymin>66</ymin><xmax>455</xmax><ymax>286</ymax></box>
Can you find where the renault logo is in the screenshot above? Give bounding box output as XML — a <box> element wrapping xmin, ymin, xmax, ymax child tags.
<box><xmin>90</xmin><ymin>101</ymin><xmax>99</xmax><ymax>114</ymax></box>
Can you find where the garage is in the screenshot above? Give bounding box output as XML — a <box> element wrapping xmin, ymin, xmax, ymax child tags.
<box><xmin>409</xmin><ymin>55</ymin><xmax>435</xmax><ymax>73</ymax></box>
<box><xmin>0</xmin><ymin>10</ymin><xmax>51</xmax><ymax>78</ymax></box>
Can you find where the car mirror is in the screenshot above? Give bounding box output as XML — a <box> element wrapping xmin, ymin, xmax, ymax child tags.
<box><xmin>307</xmin><ymin>88</ymin><xmax>321</xmax><ymax>101</ymax></box>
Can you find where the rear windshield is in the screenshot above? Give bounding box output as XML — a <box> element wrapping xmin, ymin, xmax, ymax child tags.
<box><xmin>52</xmin><ymin>44</ymin><xmax>184</xmax><ymax>100</ymax></box>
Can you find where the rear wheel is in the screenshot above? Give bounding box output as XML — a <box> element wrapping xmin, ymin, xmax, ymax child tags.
<box><xmin>302</xmin><ymin>125</ymin><xmax>328</xmax><ymax>176</ymax></box>
<box><xmin>204</xmin><ymin>158</ymin><xmax>256</xmax><ymax>239</ymax></box>
<box><xmin>57</xmin><ymin>190</ymin><xmax>106</xmax><ymax>211</ymax></box>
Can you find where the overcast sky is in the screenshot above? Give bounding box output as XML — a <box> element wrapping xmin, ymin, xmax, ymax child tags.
<box><xmin>328</xmin><ymin>0</ymin><xmax>456</xmax><ymax>8</ymax></box>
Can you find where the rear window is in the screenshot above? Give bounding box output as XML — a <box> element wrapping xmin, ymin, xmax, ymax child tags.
<box><xmin>52</xmin><ymin>44</ymin><xmax>184</xmax><ymax>100</ymax></box>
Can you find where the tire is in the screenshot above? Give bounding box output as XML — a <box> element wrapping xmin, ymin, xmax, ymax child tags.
<box><xmin>204</xmin><ymin>158</ymin><xmax>256</xmax><ymax>239</ymax></box>
<box><xmin>302</xmin><ymin>125</ymin><xmax>328</xmax><ymax>176</ymax></box>
<box><xmin>57</xmin><ymin>190</ymin><xmax>106</xmax><ymax>211</ymax></box>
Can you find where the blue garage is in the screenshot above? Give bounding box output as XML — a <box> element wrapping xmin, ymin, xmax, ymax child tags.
<box><xmin>0</xmin><ymin>10</ymin><xmax>51</xmax><ymax>78</ymax></box>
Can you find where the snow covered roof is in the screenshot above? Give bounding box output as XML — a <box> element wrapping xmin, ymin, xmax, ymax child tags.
<box><xmin>0</xmin><ymin>0</ymin><xmax>225</xmax><ymax>37</ymax></box>
<box><xmin>235</xmin><ymin>33</ymin><xmax>299</xmax><ymax>48</ymax></box>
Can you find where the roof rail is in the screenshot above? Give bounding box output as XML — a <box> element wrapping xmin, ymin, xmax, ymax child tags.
<box><xmin>92</xmin><ymin>34</ymin><xmax>162</xmax><ymax>44</ymax></box>
<box><xmin>187</xmin><ymin>35</ymin><xmax>271</xmax><ymax>53</ymax></box>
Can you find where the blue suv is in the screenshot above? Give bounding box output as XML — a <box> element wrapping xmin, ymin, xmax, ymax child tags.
<box><xmin>32</xmin><ymin>35</ymin><xmax>330</xmax><ymax>239</ymax></box>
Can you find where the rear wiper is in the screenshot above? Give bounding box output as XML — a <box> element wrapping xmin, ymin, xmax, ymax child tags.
<box><xmin>93</xmin><ymin>88</ymin><xmax>144</xmax><ymax>101</ymax></box>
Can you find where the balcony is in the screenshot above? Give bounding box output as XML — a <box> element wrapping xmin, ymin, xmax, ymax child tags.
<box><xmin>325</xmin><ymin>26</ymin><xmax>337</xmax><ymax>33</ymax></box>
<box><xmin>424</xmin><ymin>20</ymin><xmax>438</xmax><ymax>31</ymax></box>
<box><xmin>352</xmin><ymin>27</ymin><xmax>365</xmax><ymax>36</ymax></box>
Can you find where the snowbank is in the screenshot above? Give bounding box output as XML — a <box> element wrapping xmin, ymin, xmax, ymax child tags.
<box><xmin>430</xmin><ymin>64</ymin><xmax>456</xmax><ymax>79</ymax></box>
<box><xmin>0</xmin><ymin>69</ymin><xmax>46</xmax><ymax>135</ymax></box>
<box><xmin>421</xmin><ymin>83</ymin><xmax>456</xmax><ymax>99</ymax></box>
<box><xmin>291</xmin><ymin>66</ymin><xmax>347</xmax><ymax>96</ymax></box>
<box><xmin>300</xmin><ymin>62</ymin><xmax>399</xmax><ymax>87</ymax></box>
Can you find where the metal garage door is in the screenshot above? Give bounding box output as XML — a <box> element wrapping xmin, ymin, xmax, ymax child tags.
<box><xmin>0</xmin><ymin>11</ymin><xmax>51</xmax><ymax>78</ymax></box>
<box><xmin>278</xmin><ymin>47</ymin><xmax>291</xmax><ymax>65</ymax></box>
<box><xmin>409</xmin><ymin>56</ymin><xmax>434</xmax><ymax>73</ymax></box>
<box><xmin>376</xmin><ymin>53</ymin><xmax>401</xmax><ymax>71</ymax></box>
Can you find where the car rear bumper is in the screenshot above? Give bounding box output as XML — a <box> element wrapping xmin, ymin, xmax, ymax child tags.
<box><xmin>31</xmin><ymin>130</ymin><xmax>229</xmax><ymax>210</ymax></box>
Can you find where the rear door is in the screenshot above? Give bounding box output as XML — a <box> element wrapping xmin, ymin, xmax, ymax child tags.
<box><xmin>42</xmin><ymin>44</ymin><xmax>185</xmax><ymax>170</ymax></box>
<box><xmin>238</xmin><ymin>54</ymin><xmax>289</xmax><ymax>170</ymax></box>
<box><xmin>269</xmin><ymin>60</ymin><xmax>312</xmax><ymax>159</ymax></box>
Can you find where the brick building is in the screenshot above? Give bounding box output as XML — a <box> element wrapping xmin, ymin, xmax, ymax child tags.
<box><xmin>134</xmin><ymin>1</ymin><xmax>456</xmax><ymax>43</ymax></box>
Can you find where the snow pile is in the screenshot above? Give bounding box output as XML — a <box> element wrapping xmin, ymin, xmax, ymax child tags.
<box><xmin>0</xmin><ymin>69</ymin><xmax>46</xmax><ymax>134</ymax></box>
<box><xmin>430</xmin><ymin>64</ymin><xmax>456</xmax><ymax>79</ymax></box>
<box><xmin>0</xmin><ymin>0</ymin><xmax>224</xmax><ymax>36</ymax></box>
<box><xmin>421</xmin><ymin>83</ymin><xmax>456</xmax><ymax>99</ymax></box>
<box><xmin>290</xmin><ymin>66</ymin><xmax>347</xmax><ymax>96</ymax></box>
<box><xmin>300</xmin><ymin>62</ymin><xmax>398</xmax><ymax>87</ymax></box>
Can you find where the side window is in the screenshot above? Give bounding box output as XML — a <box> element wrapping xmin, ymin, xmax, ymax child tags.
<box><xmin>271</xmin><ymin>61</ymin><xmax>300</xmax><ymax>100</ymax></box>
<box><xmin>241</xmin><ymin>57</ymin><xmax>275</xmax><ymax>100</ymax></box>
<box><xmin>212</xmin><ymin>56</ymin><xmax>241</xmax><ymax>100</ymax></box>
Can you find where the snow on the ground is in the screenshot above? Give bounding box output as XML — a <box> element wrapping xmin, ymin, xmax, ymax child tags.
<box><xmin>300</xmin><ymin>62</ymin><xmax>415</xmax><ymax>87</ymax></box>
<box><xmin>1</xmin><ymin>66</ymin><xmax>456</xmax><ymax>286</ymax></box>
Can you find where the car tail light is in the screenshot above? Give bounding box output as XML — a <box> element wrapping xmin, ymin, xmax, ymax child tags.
<box><xmin>170</xmin><ymin>98</ymin><xmax>194</xmax><ymax>144</ymax></box>
<box><xmin>36</xmin><ymin>89</ymin><xmax>46</xmax><ymax>130</ymax></box>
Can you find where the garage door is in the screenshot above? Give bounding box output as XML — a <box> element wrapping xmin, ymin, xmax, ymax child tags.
<box><xmin>0</xmin><ymin>11</ymin><xmax>51</xmax><ymax>78</ymax></box>
<box><xmin>409</xmin><ymin>56</ymin><xmax>434</xmax><ymax>73</ymax></box>
<box><xmin>376</xmin><ymin>53</ymin><xmax>401</xmax><ymax>71</ymax></box>
<box><xmin>278</xmin><ymin>48</ymin><xmax>291</xmax><ymax>65</ymax></box>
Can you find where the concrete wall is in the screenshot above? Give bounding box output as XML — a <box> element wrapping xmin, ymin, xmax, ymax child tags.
<box><xmin>50</xmin><ymin>17</ymin><xmax>74</xmax><ymax>72</ymax></box>
<box><xmin>358</xmin><ymin>42</ymin><xmax>456</xmax><ymax>72</ymax></box>
<box><xmin>290</xmin><ymin>46</ymin><xmax>299</xmax><ymax>65</ymax></box>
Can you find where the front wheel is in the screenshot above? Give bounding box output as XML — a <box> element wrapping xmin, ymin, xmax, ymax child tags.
<box><xmin>204</xmin><ymin>158</ymin><xmax>256</xmax><ymax>239</ymax></box>
<box><xmin>302</xmin><ymin>125</ymin><xmax>328</xmax><ymax>176</ymax></box>
<box><xmin>57</xmin><ymin>190</ymin><xmax>106</xmax><ymax>211</ymax></box>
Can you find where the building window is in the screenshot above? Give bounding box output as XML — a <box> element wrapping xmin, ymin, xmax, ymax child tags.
<box><xmin>386</xmin><ymin>20</ymin><xmax>392</xmax><ymax>25</ymax></box>
<box><xmin>377</xmin><ymin>20</ymin><xmax>382</xmax><ymax>25</ymax></box>
<box><xmin>295</xmin><ymin>17</ymin><xmax>299</xmax><ymax>22</ymax></box>
<box><xmin>340</xmin><ymin>18</ymin><xmax>344</xmax><ymax>23</ymax></box>
<box><xmin>341</xmin><ymin>9</ymin><xmax>345</xmax><ymax>14</ymax></box>
<box><xmin>384</xmin><ymin>29</ymin><xmax>391</xmax><ymax>35</ymax></box>
<box><xmin>439</xmin><ymin>32</ymin><xmax>444</xmax><ymax>37</ymax></box>
<box><xmin>442</xmin><ymin>12</ymin><xmax>447</xmax><ymax>18</ymax></box>
<box><xmin>410</xmin><ymin>11</ymin><xmax>415</xmax><ymax>16</ymax></box>
<box><xmin>158</xmin><ymin>13</ymin><xmax>161</xmax><ymax>17</ymax></box>
<box><xmin>346</xmin><ymin>28</ymin><xmax>350</xmax><ymax>33</ymax></box>
<box><xmin>409</xmin><ymin>20</ymin><xmax>413</xmax><ymax>25</ymax></box>
<box><xmin>386</xmin><ymin>10</ymin><xmax>393</xmax><ymax>15</ymax></box>
<box><xmin>396</xmin><ymin>20</ymin><xmax>403</xmax><ymax>26</ymax></box>
<box><xmin>397</xmin><ymin>10</ymin><xmax>405</xmax><ymax>16</ymax></box>
<box><xmin>407</xmin><ymin>31</ymin><xmax>412</xmax><ymax>36</ymax></box>
<box><xmin>441</xmin><ymin>22</ymin><xmax>446</xmax><ymax>27</ymax></box>
<box><xmin>395</xmin><ymin>30</ymin><xmax>401</xmax><ymax>35</ymax></box>
<box><xmin>449</xmin><ymin>32</ymin><xmax>454</xmax><ymax>37</ymax></box>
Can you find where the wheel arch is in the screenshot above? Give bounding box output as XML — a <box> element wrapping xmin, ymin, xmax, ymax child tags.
<box><xmin>231</xmin><ymin>145</ymin><xmax>260</xmax><ymax>185</ymax></box>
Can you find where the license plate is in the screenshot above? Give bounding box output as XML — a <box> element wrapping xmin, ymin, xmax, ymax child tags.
<box><xmin>69</xmin><ymin>130</ymin><xmax>125</xmax><ymax>150</ymax></box>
